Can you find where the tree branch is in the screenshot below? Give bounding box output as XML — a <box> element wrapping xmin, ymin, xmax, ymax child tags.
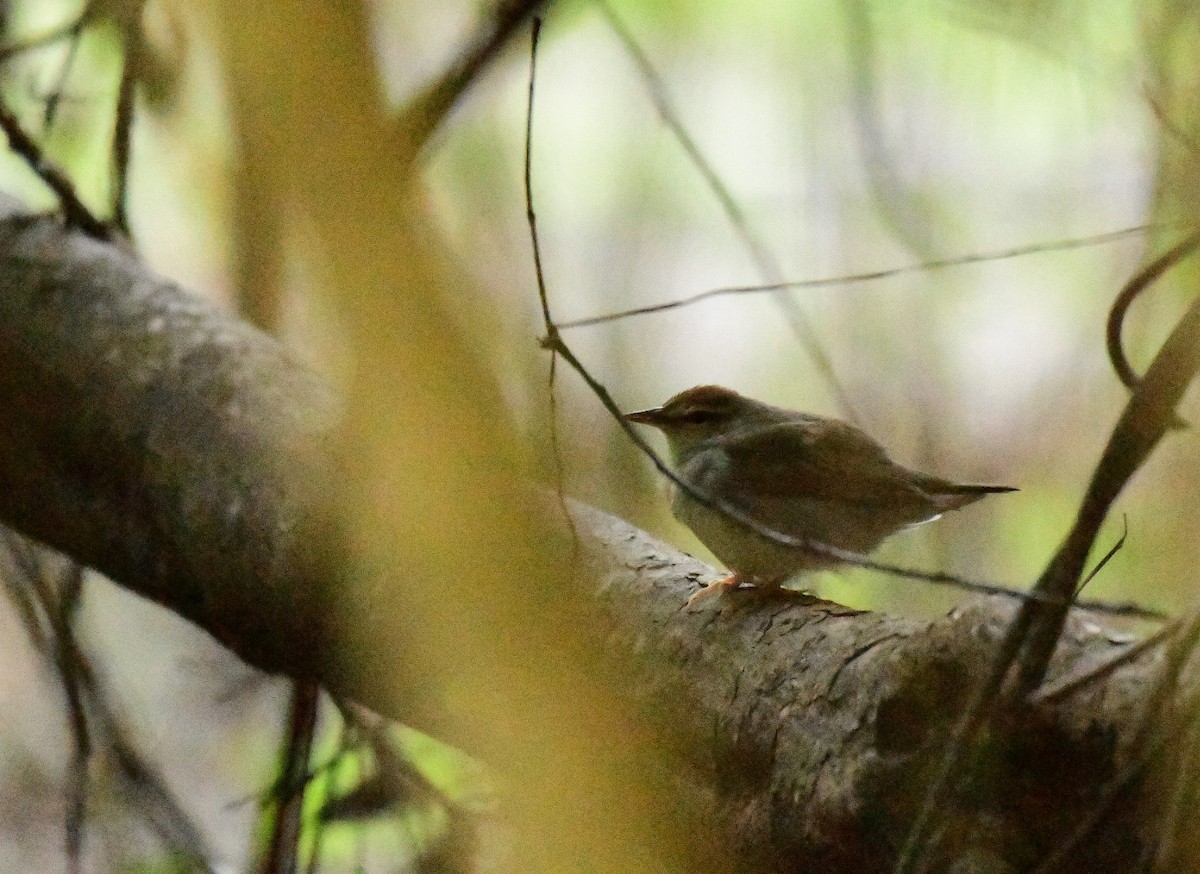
<box><xmin>0</xmin><ymin>196</ymin><xmax>343</xmax><ymax>681</ymax></box>
<box><xmin>574</xmin><ymin>501</ymin><xmax>1162</xmax><ymax>871</ymax></box>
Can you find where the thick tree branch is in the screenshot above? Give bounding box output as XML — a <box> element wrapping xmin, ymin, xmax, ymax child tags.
<box><xmin>575</xmin><ymin>502</ymin><xmax>1161</xmax><ymax>871</ymax></box>
<box><xmin>0</xmin><ymin>200</ymin><xmax>344</xmax><ymax>679</ymax></box>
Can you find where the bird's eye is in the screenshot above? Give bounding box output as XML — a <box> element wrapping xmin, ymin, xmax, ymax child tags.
<box><xmin>678</xmin><ymin>409</ymin><xmax>718</xmax><ymax>425</ymax></box>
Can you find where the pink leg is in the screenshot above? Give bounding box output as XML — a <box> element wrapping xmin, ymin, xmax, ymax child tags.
<box><xmin>686</xmin><ymin>573</ymin><xmax>743</xmax><ymax>606</ymax></box>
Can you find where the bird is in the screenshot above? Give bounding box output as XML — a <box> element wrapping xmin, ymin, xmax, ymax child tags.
<box><xmin>625</xmin><ymin>385</ymin><xmax>1015</xmax><ymax>604</ymax></box>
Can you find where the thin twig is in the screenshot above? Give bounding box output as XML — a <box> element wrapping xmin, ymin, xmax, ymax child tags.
<box><xmin>524</xmin><ymin>17</ymin><xmax>552</xmax><ymax>335</ymax></box>
<box><xmin>42</xmin><ymin>15</ymin><xmax>87</xmax><ymax>131</ymax></box>
<box><xmin>12</xmin><ymin>547</ymin><xmax>213</xmax><ymax>869</ymax></box>
<box><xmin>839</xmin><ymin>0</ymin><xmax>936</xmax><ymax>258</ymax></box>
<box><xmin>106</xmin><ymin>727</ymin><xmax>214</xmax><ymax>868</ymax></box>
<box><xmin>1034</xmin><ymin>608</ymin><xmax>1200</xmax><ymax>872</ymax></box>
<box><xmin>110</xmin><ymin>11</ymin><xmax>144</xmax><ymax>237</ymax></box>
<box><xmin>0</xmin><ymin>92</ymin><xmax>108</xmax><ymax>238</ymax></box>
<box><xmin>559</xmin><ymin>223</ymin><xmax>1158</xmax><ymax>330</ymax></box>
<box><xmin>257</xmin><ymin>683</ymin><xmax>322</xmax><ymax>874</ymax></box>
<box><xmin>0</xmin><ymin>13</ymin><xmax>90</xmax><ymax>64</ymax></box>
<box><xmin>2</xmin><ymin>533</ymin><xmax>212</xmax><ymax>871</ymax></box>
<box><xmin>0</xmin><ymin>531</ymin><xmax>51</xmax><ymax>651</ymax></box>
<box><xmin>40</xmin><ymin>564</ymin><xmax>91</xmax><ymax>874</ymax></box>
<box><xmin>12</xmin><ymin>548</ymin><xmax>93</xmax><ymax>874</ymax></box>
<box><xmin>525</xmin><ymin>17</ymin><xmax>581</xmax><ymax>565</ymax></box>
<box><xmin>1031</xmin><ymin>620</ymin><xmax>1177</xmax><ymax>707</ymax></box>
<box><xmin>399</xmin><ymin>0</ymin><xmax>548</xmax><ymax>159</ymax></box>
<box><xmin>1075</xmin><ymin>515</ymin><xmax>1127</xmax><ymax>597</ymax></box>
<box><xmin>595</xmin><ymin>0</ymin><xmax>861</xmax><ymax>423</ymax></box>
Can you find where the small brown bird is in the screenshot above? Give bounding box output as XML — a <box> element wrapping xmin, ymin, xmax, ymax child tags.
<box><xmin>625</xmin><ymin>385</ymin><xmax>1015</xmax><ymax>603</ymax></box>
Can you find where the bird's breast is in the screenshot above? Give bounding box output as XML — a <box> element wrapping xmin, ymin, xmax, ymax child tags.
<box><xmin>669</xmin><ymin>447</ymin><xmax>829</xmax><ymax>583</ymax></box>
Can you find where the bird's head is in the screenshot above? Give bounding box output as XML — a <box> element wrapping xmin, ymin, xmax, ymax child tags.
<box><xmin>625</xmin><ymin>385</ymin><xmax>775</xmax><ymax>461</ymax></box>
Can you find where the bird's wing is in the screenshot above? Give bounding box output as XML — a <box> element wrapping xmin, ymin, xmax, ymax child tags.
<box><xmin>716</xmin><ymin>420</ymin><xmax>930</xmax><ymax>509</ymax></box>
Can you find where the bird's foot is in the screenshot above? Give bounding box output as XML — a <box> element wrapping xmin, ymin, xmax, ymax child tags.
<box><xmin>686</xmin><ymin>574</ymin><xmax>743</xmax><ymax>606</ymax></box>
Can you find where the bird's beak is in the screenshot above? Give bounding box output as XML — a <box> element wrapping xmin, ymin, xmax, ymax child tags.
<box><xmin>624</xmin><ymin>406</ymin><xmax>666</xmax><ymax>426</ymax></box>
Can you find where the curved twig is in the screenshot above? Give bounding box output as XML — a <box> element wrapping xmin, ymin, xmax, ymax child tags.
<box><xmin>1106</xmin><ymin>231</ymin><xmax>1200</xmax><ymax>394</ymax></box>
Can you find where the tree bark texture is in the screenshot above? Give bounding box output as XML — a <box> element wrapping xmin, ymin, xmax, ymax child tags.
<box><xmin>0</xmin><ymin>204</ymin><xmax>1172</xmax><ymax>871</ymax></box>
<box><xmin>0</xmin><ymin>202</ymin><xmax>348</xmax><ymax>680</ymax></box>
<box><xmin>580</xmin><ymin>501</ymin><xmax>1162</xmax><ymax>871</ymax></box>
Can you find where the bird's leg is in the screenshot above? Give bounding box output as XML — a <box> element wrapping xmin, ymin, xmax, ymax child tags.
<box><xmin>686</xmin><ymin>573</ymin><xmax>743</xmax><ymax>606</ymax></box>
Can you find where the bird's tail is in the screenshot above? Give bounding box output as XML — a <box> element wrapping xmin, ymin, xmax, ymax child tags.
<box><xmin>920</xmin><ymin>478</ymin><xmax>1018</xmax><ymax>511</ymax></box>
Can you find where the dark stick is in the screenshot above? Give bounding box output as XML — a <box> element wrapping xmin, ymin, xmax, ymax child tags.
<box><xmin>398</xmin><ymin>0</ymin><xmax>548</xmax><ymax>158</ymax></box>
<box><xmin>111</xmin><ymin>29</ymin><xmax>140</xmax><ymax>236</ymax></box>
<box><xmin>0</xmin><ymin>96</ymin><xmax>108</xmax><ymax>238</ymax></box>
<box><xmin>257</xmin><ymin>683</ymin><xmax>321</xmax><ymax>874</ymax></box>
